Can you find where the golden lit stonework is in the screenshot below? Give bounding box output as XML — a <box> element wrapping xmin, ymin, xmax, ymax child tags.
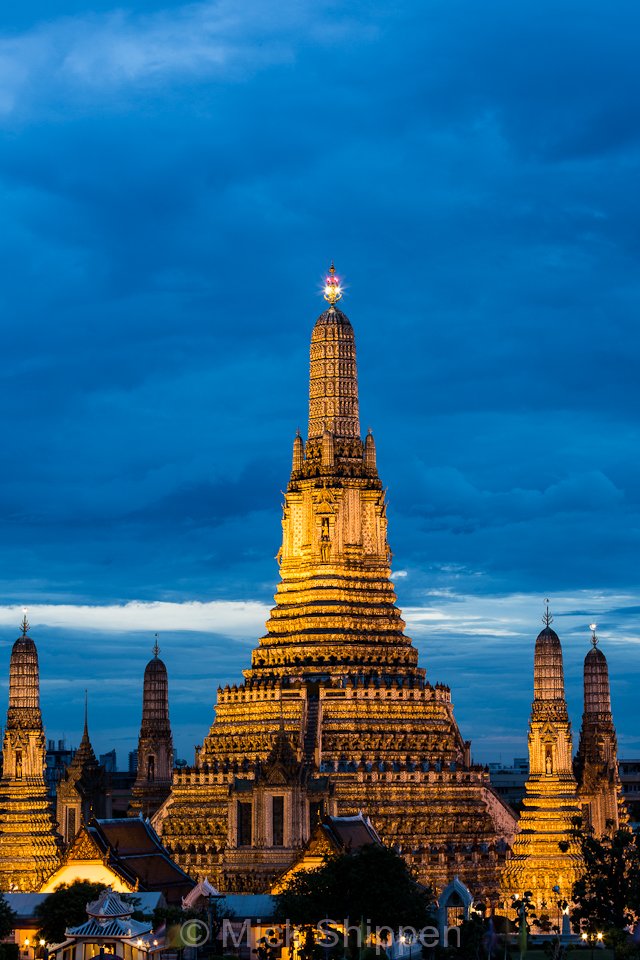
<box><xmin>155</xmin><ymin>268</ymin><xmax>517</xmax><ymax>898</ymax></box>
<box><xmin>0</xmin><ymin>617</ymin><xmax>62</xmax><ymax>890</ymax></box>
<box><xmin>502</xmin><ymin>610</ymin><xmax>583</xmax><ymax>909</ymax></box>
<box><xmin>130</xmin><ymin>639</ymin><xmax>174</xmax><ymax>819</ymax></box>
<box><xmin>573</xmin><ymin>626</ymin><xmax>627</xmax><ymax>836</ymax></box>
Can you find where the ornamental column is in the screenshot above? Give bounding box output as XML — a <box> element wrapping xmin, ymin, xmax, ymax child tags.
<box><xmin>129</xmin><ymin>637</ymin><xmax>173</xmax><ymax>818</ymax></box>
<box><xmin>0</xmin><ymin>615</ymin><xmax>62</xmax><ymax>890</ymax></box>
<box><xmin>502</xmin><ymin>604</ymin><xmax>582</xmax><ymax>911</ymax></box>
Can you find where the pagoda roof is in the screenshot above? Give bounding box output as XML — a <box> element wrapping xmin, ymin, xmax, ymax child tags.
<box><xmin>65</xmin><ymin>817</ymin><xmax>194</xmax><ymax>902</ymax></box>
<box><xmin>182</xmin><ymin>877</ymin><xmax>222</xmax><ymax>909</ymax></box>
<box><xmin>66</xmin><ymin>916</ymin><xmax>151</xmax><ymax>940</ymax></box>
<box><xmin>321</xmin><ymin>812</ymin><xmax>382</xmax><ymax>851</ymax></box>
<box><xmin>86</xmin><ymin>887</ymin><xmax>132</xmax><ymax>918</ymax></box>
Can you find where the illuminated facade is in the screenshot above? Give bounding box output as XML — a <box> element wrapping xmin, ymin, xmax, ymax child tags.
<box><xmin>502</xmin><ymin>612</ymin><xmax>582</xmax><ymax>907</ymax></box>
<box><xmin>0</xmin><ymin>617</ymin><xmax>62</xmax><ymax>890</ymax></box>
<box><xmin>130</xmin><ymin>640</ymin><xmax>174</xmax><ymax>819</ymax></box>
<box><xmin>574</xmin><ymin>627</ymin><xmax>627</xmax><ymax>836</ymax></box>
<box><xmin>156</xmin><ymin>267</ymin><xmax>516</xmax><ymax>897</ymax></box>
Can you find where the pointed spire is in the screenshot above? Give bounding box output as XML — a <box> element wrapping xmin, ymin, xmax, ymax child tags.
<box><xmin>0</xmin><ymin>608</ymin><xmax>61</xmax><ymax>886</ymax></box>
<box><xmin>364</xmin><ymin>428</ymin><xmax>376</xmax><ymax>471</ymax></box>
<box><xmin>131</xmin><ymin>636</ymin><xmax>173</xmax><ymax>817</ymax></box>
<box><xmin>292</xmin><ymin>431</ymin><xmax>304</xmax><ymax>472</ymax></box>
<box><xmin>308</xmin><ymin>265</ymin><xmax>360</xmax><ymax>441</ymax></box>
<box><xmin>9</xmin><ymin>619</ymin><xmax>40</xmax><ymax>712</ymax></box>
<box><xmin>323</xmin><ymin>262</ymin><xmax>343</xmax><ymax>305</ymax></box>
<box><xmin>20</xmin><ymin>608</ymin><xmax>29</xmax><ymax>638</ymax></box>
<box><xmin>72</xmin><ymin>691</ymin><xmax>98</xmax><ymax>766</ymax></box>
<box><xmin>533</xmin><ymin>601</ymin><xmax>566</xmax><ymax>707</ymax></box>
<box><xmin>583</xmin><ymin>626</ymin><xmax>612</xmax><ymax>716</ymax></box>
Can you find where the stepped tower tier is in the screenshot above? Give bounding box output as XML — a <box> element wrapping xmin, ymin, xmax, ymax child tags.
<box><xmin>157</xmin><ymin>267</ymin><xmax>516</xmax><ymax>899</ymax></box>
<box><xmin>130</xmin><ymin>638</ymin><xmax>174</xmax><ymax>819</ymax></box>
<box><xmin>502</xmin><ymin>610</ymin><xmax>582</xmax><ymax>912</ymax></box>
<box><xmin>574</xmin><ymin>626</ymin><xmax>627</xmax><ymax>835</ymax></box>
<box><xmin>0</xmin><ymin>616</ymin><xmax>62</xmax><ymax>890</ymax></box>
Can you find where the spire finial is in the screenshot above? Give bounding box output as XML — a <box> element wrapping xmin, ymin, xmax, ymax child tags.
<box><xmin>153</xmin><ymin>633</ymin><xmax>160</xmax><ymax>658</ymax></box>
<box><xmin>542</xmin><ymin>598</ymin><xmax>553</xmax><ymax>627</ymax></box>
<box><xmin>20</xmin><ymin>608</ymin><xmax>29</xmax><ymax>638</ymax></box>
<box><xmin>83</xmin><ymin>689</ymin><xmax>89</xmax><ymax>736</ymax></box>
<box><xmin>589</xmin><ymin>623</ymin><xmax>598</xmax><ymax>647</ymax></box>
<box><xmin>323</xmin><ymin>262</ymin><xmax>343</xmax><ymax>305</ymax></box>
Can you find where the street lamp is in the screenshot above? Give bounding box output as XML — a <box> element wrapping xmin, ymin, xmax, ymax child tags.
<box><xmin>204</xmin><ymin>886</ymin><xmax>225</xmax><ymax>956</ymax></box>
<box><xmin>581</xmin><ymin>930</ymin><xmax>603</xmax><ymax>960</ymax></box>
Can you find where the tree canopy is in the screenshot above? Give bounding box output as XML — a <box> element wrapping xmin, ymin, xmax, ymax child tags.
<box><xmin>35</xmin><ymin>882</ymin><xmax>107</xmax><ymax>944</ymax></box>
<box><xmin>0</xmin><ymin>894</ymin><xmax>16</xmax><ymax>941</ymax></box>
<box><xmin>570</xmin><ymin>827</ymin><xmax>640</xmax><ymax>932</ymax></box>
<box><xmin>274</xmin><ymin>843</ymin><xmax>434</xmax><ymax>932</ymax></box>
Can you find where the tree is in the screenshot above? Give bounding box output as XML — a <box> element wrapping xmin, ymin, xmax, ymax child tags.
<box><xmin>570</xmin><ymin>826</ymin><xmax>640</xmax><ymax>933</ymax></box>
<box><xmin>35</xmin><ymin>882</ymin><xmax>106</xmax><ymax>944</ymax></box>
<box><xmin>151</xmin><ymin>900</ymin><xmax>234</xmax><ymax>956</ymax></box>
<box><xmin>275</xmin><ymin>844</ymin><xmax>435</xmax><ymax>948</ymax></box>
<box><xmin>0</xmin><ymin>893</ymin><xmax>17</xmax><ymax>940</ymax></box>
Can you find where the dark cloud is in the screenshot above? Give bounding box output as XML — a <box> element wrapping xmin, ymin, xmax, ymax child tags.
<box><xmin>0</xmin><ymin>0</ymin><xmax>638</xmax><ymax>759</ymax></box>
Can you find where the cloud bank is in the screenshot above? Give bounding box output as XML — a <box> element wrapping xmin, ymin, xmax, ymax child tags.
<box><xmin>0</xmin><ymin>0</ymin><xmax>638</xmax><ymax>759</ymax></box>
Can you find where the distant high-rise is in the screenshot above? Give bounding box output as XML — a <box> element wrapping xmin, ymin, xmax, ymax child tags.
<box><xmin>99</xmin><ymin>749</ymin><xmax>117</xmax><ymax>773</ymax></box>
<box><xmin>0</xmin><ymin>617</ymin><xmax>61</xmax><ymax>889</ymax></box>
<box><xmin>129</xmin><ymin>639</ymin><xmax>173</xmax><ymax>819</ymax></box>
<box><xmin>574</xmin><ymin>626</ymin><xmax>627</xmax><ymax>835</ymax></box>
<box><xmin>502</xmin><ymin>609</ymin><xmax>582</xmax><ymax>908</ymax></box>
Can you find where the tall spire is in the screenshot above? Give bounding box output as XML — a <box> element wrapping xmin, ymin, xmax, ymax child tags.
<box><xmin>9</xmin><ymin>616</ymin><xmax>41</xmax><ymax>713</ymax></box>
<box><xmin>163</xmin><ymin>266</ymin><xmax>514</xmax><ymax>901</ymax></box>
<box><xmin>583</xmin><ymin>624</ymin><xmax>611</xmax><ymax>715</ymax></box>
<box><xmin>0</xmin><ymin>619</ymin><xmax>62</xmax><ymax>888</ymax></box>
<box><xmin>574</xmin><ymin>625</ymin><xmax>626</xmax><ymax>833</ymax></box>
<box><xmin>307</xmin><ymin>263</ymin><xmax>360</xmax><ymax>441</ymax></box>
<box><xmin>129</xmin><ymin>641</ymin><xmax>174</xmax><ymax>819</ymax></box>
<box><xmin>245</xmin><ymin>264</ymin><xmax>419</xmax><ymax>683</ymax></box>
<box><xmin>56</xmin><ymin>693</ymin><xmax>108</xmax><ymax>845</ymax></box>
<box><xmin>502</xmin><ymin>610</ymin><xmax>582</xmax><ymax>910</ymax></box>
<box><xmin>533</xmin><ymin>601</ymin><xmax>566</xmax><ymax>707</ymax></box>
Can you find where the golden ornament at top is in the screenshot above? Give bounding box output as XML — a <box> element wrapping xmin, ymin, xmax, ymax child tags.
<box><xmin>323</xmin><ymin>262</ymin><xmax>343</xmax><ymax>304</ymax></box>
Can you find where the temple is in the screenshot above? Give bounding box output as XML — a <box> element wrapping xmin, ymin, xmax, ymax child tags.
<box><xmin>573</xmin><ymin>625</ymin><xmax>627</xmax><ymax>836</ymax></box>
<box><xmin>56</xmin><ymin>695</ymin><xmax>110</xmax><ymax>844</ymax></box>
<box><xmin>502</xmin><ymin>608</ymin><xmax>583</xmax><ymax>908</ymax></box>
<box><xmin>130</xmin><ymin>638</ymin><xmax>174</xmax><ymax>818</ymax></box>
<box><xmin>156</xmin><ymin>266</ymin><xmax>516</xmax><ymax>898</ymax></box>
<box><xmin>0</xmin><ymin>616</ymin><xmax>62</xmax><ymax>890</ymax></box>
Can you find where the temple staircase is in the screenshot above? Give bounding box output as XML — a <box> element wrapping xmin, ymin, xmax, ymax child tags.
<box><xmin>303</xmin><ymin>698</ymin><xmax>320</xmax><ymax>768</ymax></box>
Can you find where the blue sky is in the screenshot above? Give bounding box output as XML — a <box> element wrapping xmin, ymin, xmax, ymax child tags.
<box><xmin>0</xmin><ymin>0</ymin><xmax>639</xmax><ymax>765</ymax></box>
